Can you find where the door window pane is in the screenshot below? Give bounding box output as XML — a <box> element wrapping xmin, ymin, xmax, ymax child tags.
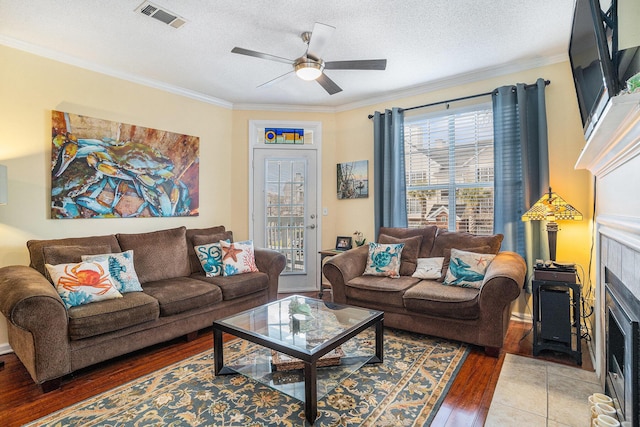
<box><xmin>265</xmin><ymin>159</ymin><xmax>306</xmax><ymax>273</ymax></box>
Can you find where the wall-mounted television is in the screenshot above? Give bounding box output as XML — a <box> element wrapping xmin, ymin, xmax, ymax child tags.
<box><xmin>569</xmin><ymin>0</ymin><xmax>640</xmax><ymax>140</ymax></box>
<box><xmin>569</xmin><ymin>0</ymin><xmax>619</xmax><ymax>140</ymax></box>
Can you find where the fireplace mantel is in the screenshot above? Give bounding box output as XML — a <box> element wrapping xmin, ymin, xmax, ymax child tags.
<box><xmin>575</xmin><ymin>91</ymin><xmax>640</xmax><ymax>177</ymax></box>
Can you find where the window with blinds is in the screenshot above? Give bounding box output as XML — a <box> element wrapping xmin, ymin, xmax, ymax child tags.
<box><xmin>404</xmin><ymin>103</ymin><xmax>494</xmax><ymax>234</ymax></box>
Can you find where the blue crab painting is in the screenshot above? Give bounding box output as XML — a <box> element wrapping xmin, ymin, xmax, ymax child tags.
<box><xmin>51</xmin><ymin>111</ymin><xmax>199</xmax><ymax>218</ymax></box>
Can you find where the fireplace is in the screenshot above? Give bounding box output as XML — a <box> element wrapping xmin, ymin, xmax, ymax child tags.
<box><xmin>604</xmin><ymin>268</ymin><xmax>640</xmax><ymax>426</ymax></box>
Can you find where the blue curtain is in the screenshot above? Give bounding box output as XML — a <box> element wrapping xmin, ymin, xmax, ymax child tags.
<box><xmin>493</xmin><ymin>78</ymin><xmax>549</xmax><ymax>292</ymax></box>
<box><xmin>373</xmin><ymin>108</ymin><xmax>407</xmax><ymax>238</ymax></box>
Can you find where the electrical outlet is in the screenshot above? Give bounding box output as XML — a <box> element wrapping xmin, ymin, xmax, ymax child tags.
<box><xmin>322</xmin><ymin>207</ymin><xmax>328</xmax><ymax>216</ymax></box>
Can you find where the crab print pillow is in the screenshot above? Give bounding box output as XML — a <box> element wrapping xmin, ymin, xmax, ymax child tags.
<box><xmin>219</xmin><ymin>240</ymin><xmax>259</xmax><ymax>277</ymax></box>
<box><xmin>46</xmin><ymin>260</ymin><xmax>123</xmax><ymax>308</ymax></box>
<box><xmin>363</xmin><ymin>242</ymin><xmax>404</xmax><ymax>278</ymax></box>
<box><xmin>82</xmin><ymin>250</ymin><xmax>143</xmax><ymax>293</ymax></box>
<box><xmin>443</xmin><ymin>248</ymin><xmax>496</xmax><ymax>289</ymax></box>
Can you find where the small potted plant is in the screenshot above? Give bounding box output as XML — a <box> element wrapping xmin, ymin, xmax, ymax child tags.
<box><xmin>353</xmin><ymin>231</ymin><xmax>367</xmax><ymax>246</ymax></box>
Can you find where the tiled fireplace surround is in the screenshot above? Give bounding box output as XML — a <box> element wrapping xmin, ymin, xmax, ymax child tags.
<box><xmin>575</xmin><ymin>92</ymin><xmax>640</xmax><ymax>425</ymax></box>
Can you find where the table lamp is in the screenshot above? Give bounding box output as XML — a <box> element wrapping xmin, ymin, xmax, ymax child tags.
<box><xmin>521</xmin><ymin>187</ymin><xmax>582</xmax><ymax>261</ymax></box>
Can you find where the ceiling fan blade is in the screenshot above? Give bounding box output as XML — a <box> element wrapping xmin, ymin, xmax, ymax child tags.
<box><xmin>231</xmin><ymin>47</ymin><xmax>294</xmax><ymax>65</ymax></box>
<box><xmin>257</xmin><ymin>71</ymin><xmax>295</xmax><ymax>88</ymax></box>
<box><xmin>316</xmin><ymin>73</ymin><xmax>342</xmax><ymax>95</ymax></box>
<box><xmin>306</xmin><ymin>22</ymin><xmax>335</xmax><ymax>60</ymax></box>
<box><xmin>324</xmin><ymin>59</ymin><xmax>387</xmax><ymax>70</ymax></box>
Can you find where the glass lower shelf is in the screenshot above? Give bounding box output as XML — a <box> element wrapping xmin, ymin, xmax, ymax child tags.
<box><xmin>226</xmin><ymin>340</ymin><xmax>373</xmax><ymax>402</ymax></box>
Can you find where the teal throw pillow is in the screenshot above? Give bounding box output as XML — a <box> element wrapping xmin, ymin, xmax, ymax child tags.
<box><xmin>82</xmin><ymin>250</ymin><xmax>143</xmax><ymax>292</ymax></box>
<box><xmin>363</xmin><ymin>242</ymin><xmax>404</xmax><ymax>278</ymax></box>
<box><xmin>194</xmin><ymin>241</ymin><xmax>228</xmax><ymax>277</ymax></box>
<box><xmin>443</xmin><ymin>248</ymin><xmax>496</xmax><ymax>288</ymax></box>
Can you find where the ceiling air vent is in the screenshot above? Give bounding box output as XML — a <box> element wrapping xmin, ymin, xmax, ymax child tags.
<box><xmin>135</xmin><ymin>1</ymin><xmax>186</xmax><ymax>29</ymax></box>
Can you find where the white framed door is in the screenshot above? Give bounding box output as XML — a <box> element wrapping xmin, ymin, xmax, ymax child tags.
<box><xmin>249</xmin><ymin>121</ymin><xmax>322</xmax><ymax>293</ymax></box>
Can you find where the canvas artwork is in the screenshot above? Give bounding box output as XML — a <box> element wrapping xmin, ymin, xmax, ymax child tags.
<box><xmin>337</xmin><ymin>160</ymin><xmax>368</xmax><ymax>199</ymax></box>
<box><xmin>51</xmin><ymin>111</ymin><xmax>199</xmax><ymax>219</ymax></box>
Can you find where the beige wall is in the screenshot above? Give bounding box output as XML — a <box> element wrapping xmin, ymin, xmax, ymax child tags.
<box><xmin>0</xmin><ymin>45</ymin><xmax>233</xmax><ymax>346</ymax></box>
<box><xmin>0</xmin><ymin>43</ymin><xmax>593</xmax><ymax>349</ymax></box>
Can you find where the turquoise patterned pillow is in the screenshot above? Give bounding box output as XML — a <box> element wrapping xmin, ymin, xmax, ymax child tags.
<box><xmin>194</xmin><ymin>242</ymin><xmax>226</xmax><ymax>277</ymax></box>
<box><xmin>82</xmin><ymin>250</ymin><xmax>143</xmax><ymax>292</ymax></box>
<box><xmin>45</xmin><ymin>260</ymin><xmax>123</xmax><ymax>308</ymax></box>
<box><xmin>363</xmin><ymin>242</ymin><xmax>404</xmax><ymax>278</ymax></box>
<box><xmin>220</xmin><ymin>240</ymin><xmax>259</xmax><ymax>276</ymax></box>
<box><xmin>443</xmin><ymin>248</ymin><xmax>496</xmax><ymax>288</ymax></box>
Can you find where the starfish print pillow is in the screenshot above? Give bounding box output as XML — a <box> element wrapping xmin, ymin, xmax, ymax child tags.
<box><xmin>443</xmin><ymin>248</ymin><xmax>495</xmax><ymax>289</ymax></box>
<box><xmin>219</xmin><ymin>240</ymin><xmax>259</xmax><ymax>276</ymax></box>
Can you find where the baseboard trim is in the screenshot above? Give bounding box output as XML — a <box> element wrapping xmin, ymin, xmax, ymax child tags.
<box><xmin>511</xmin><ymin>312</ymin><xmax>533</xmax><ymax>323</ymax></box>
<box><xmin>0</xmin><ymin>343</ymin><xmax>14</xmax><ymax>355</ymax></box>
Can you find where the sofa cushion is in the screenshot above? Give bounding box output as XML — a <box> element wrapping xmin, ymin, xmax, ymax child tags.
<box><xmin>363</xmin><ymin>242</ymin><xmax>404</xmax><ymax>278</ymax></box>
<box><xmin>27</xmin><ymin>235</ymin><xmax>121</xmax><ymax>277</ymax></box>
<box><xmin>192</xmin><ymin>271</ymin><xmax>269</xmax><ymax>300</ymax></box>
<box><xmin>186</xmin><ymin>225</ymin><xmax>226</xmax><ymax>274</ymax></box>
<box><xmin>379</xmin><ymin>226</ymin><xmax>438</xmax><ymax>258</ymax></box>
<box><xmin>430</xmin><ymin>231</ymin><xmax>503</xmax><ymax>257</ymax></box>
<box><xmin>82</xmin><ymin>250</ymin><xmax>143</xmax><ymax>293</ymax></box>
<box><xmin>42</xmin><ymin>244</ymin><xmax>112</xmax><ymax>282</ymax></box>
<box><xmin>142</xmin><ymin>277</ymin><xmax>223</xmax><ymax>316</ymax></box>
<box><xmin>192</xmin><ymin>231</ymin><xmax>233</xmax><ymax>247</ymax></box>
<box><xmin>117</xmin><ymin>226</ymin><xmax>191</xmax><ymax>284</ymax></box>
<box><xmin>378</xmin><ymin>234</ymin><xmax>423</xmax><ymax>276</ymax></box>
<box><xmin>46</xmin><ymin>260</ymin><xmax>123</xmax><ymax>308</ymax></box>
<box><xmin>403</xmin><ymin>280</ymin><xmax>480</xmax><ymax>320</ymax></box>
<box><xmin>443</xmin><ymin>248</ymin><xmax>496</xmax><ymax>288</ymax></box>
<box><xmin>220</xmin><ymin>240</ymin><xmax>259</xmax><ymax>276</ymax></box>
<box><xmin>346</xmin><ymin>275</ymin><xmax>421</xmax><ymax>308</ymax></box>
<box><xmin>67</xmin><ymin>291</ymin><xmax>160</xmax><ymax>340</ymax></box>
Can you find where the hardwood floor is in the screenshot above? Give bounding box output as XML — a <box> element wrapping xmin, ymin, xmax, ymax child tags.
<box><xmin>0</xmin><ymin>302</ymin><xmax>593</xmax><ymax>427</ymax></box>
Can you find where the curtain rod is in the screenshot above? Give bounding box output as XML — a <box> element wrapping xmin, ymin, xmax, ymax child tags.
<box><xmin>367</xmin><ymin>79</ymin><xmax>550</xmax><ymax>119</ymax></box>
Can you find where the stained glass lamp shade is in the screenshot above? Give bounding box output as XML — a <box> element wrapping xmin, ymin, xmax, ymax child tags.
<box><xmin>521</xmin><ymin>188</ymin><xmax>582</xmax><ymax>261</ymax></box>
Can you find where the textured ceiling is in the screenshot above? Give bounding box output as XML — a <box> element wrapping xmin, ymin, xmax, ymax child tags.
<box><xmin>0</xmin><ymin>0</ymin><xmax>576</xmax><ymax>110</ymax></box>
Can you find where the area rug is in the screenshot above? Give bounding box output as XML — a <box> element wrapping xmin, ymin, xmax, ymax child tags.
<box><xmin>27</xmin><ymin>328</ymin><xmax>468</xmax><ymax>427</ymax></box>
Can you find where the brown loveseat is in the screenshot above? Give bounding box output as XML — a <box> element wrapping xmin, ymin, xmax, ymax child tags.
<box><xmin>322</xmin><ymin>226</ymin><xmax>526</xmax><ymax>356</ymax></box>
<box><xmin>0</xmin><ymin>225</ymin><xmax>286</xmax><ymax>391</ymax></box>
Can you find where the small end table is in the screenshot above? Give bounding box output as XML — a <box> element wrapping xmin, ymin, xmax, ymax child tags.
<box><xmin>318</xmin><ymin>249</ymin><xmax>343</xmax><ymax>300</ymax></box>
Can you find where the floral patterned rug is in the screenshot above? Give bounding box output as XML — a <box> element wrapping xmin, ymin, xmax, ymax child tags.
<box><xmin>27</xmin><ymin>328</ymin><xmax>468</xmax><ymax>427</ymax></box>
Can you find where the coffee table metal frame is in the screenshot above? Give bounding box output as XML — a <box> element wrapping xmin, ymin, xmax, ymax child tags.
<box><xmin>213</xmin><ymin>297</ymin><xmax>384</xmax><ymax>424</ymax></box>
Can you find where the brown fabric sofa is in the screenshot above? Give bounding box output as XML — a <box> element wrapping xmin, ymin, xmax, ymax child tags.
<box><xmin>323</xmin><ymin>226</ymin><xmax>526</xmax><ymax>356</ymax></box>
<box><xmin>0</xmin><ymin>225</ymin><xmax>286</xmax><ymax>391</ymax></box>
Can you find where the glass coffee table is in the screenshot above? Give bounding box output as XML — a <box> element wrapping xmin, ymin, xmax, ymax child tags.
<box><xmin>213</xmin><ymin>295</ymin><xmax>384</xmax><ymax>424</ymax></box>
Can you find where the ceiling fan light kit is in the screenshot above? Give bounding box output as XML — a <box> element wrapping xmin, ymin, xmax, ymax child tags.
<box><xmin>231</xmin><ymin>22</ymin><xmax>387</xmax><ymax>95</ymax></box>
<box><xmin>294</xmin><ymin>58</ymin><xmax>324</xmax><ymax>81</ymax></box>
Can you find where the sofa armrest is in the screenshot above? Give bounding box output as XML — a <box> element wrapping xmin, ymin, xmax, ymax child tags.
<box><xmin>254</xmin><ymin>248</ymin><xmax>286</xmax><ymax>301</ymax></box>
<box><xmin>322</xmin><ymin>246</ymin><xmax>369</xmax><ymax>303</ymax></box>
<box><xmin>476</xmin><ymin>251</ymin><xmax>526</xmax><ymax>347</ymax></box>
<box><xmin>0</xmin><ymin>265</ymin><xmax>71</xmax><ymax>383</ymax></box>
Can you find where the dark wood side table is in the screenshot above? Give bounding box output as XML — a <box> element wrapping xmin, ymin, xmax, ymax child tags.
<box><xmin>318</xmin><ymin>249</ymin><xmax>344</xmax><ymax>300</ymax></box>
<box><xmin>532</xmin><ymin>266</ymin><xmax>582</xmax><ymax>365</ymax></box>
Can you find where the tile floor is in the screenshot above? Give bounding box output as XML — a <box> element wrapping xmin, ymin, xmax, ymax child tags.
<box><xmin>486</xmin><ymin>353</ymin><xmax>602</xmax><ymax>427</ymax></box>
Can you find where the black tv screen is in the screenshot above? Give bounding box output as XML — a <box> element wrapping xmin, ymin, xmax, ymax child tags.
<box><xmin>569</xmin><ymin>0</ymin><xmax>619</xmax><ymax>139</ymax></box>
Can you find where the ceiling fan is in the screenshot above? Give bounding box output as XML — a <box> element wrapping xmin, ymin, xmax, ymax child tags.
<box><xmin>231</xmin><ymin>22</ymin><xmax>387</xmax><ymax>95</ymax></box>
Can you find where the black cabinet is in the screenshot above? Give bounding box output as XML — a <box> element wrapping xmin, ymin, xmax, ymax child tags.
<box><xmin>532</xmin><ymin>267</ymin><xmax>582</xmax><ymax>365</ymax></box>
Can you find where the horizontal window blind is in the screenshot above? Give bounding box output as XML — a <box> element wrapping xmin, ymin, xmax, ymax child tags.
<box><xmin>405</xmin><ymin>104</ymin><xmax>494</xmax><ymax>234</ymax></box>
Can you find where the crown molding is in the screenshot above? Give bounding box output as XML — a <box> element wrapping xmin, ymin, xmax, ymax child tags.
<box><xmin>0</xmin><ymin>35</ymin><xmax>233</xmax><ymax>109</ymax></box>
<box><xmin>334</xmin><ymin>53</ymin><xmax>569</xmax><ymax>113</ymax></box>
<box><xmin>2</xmin><ymin>34</ymin><xmax>568</xmax><ymax>114</ymax></box>
<box><xmin>232</xmin><ymin>102</ymin><xmax>337</xmax><ymax>113</ymax></box>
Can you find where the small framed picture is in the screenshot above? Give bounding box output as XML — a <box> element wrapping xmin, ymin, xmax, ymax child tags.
<box><xmin>335</xmin><ymin>236</ymin><xmax>353</xmax><ymax>251</ymax></box>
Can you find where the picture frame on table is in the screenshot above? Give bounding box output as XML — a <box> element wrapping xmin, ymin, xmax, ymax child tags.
<box><xmin>335</xmin><ymin>236</ymin><xmax>352</xmax><ymax>251</ymax></box>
